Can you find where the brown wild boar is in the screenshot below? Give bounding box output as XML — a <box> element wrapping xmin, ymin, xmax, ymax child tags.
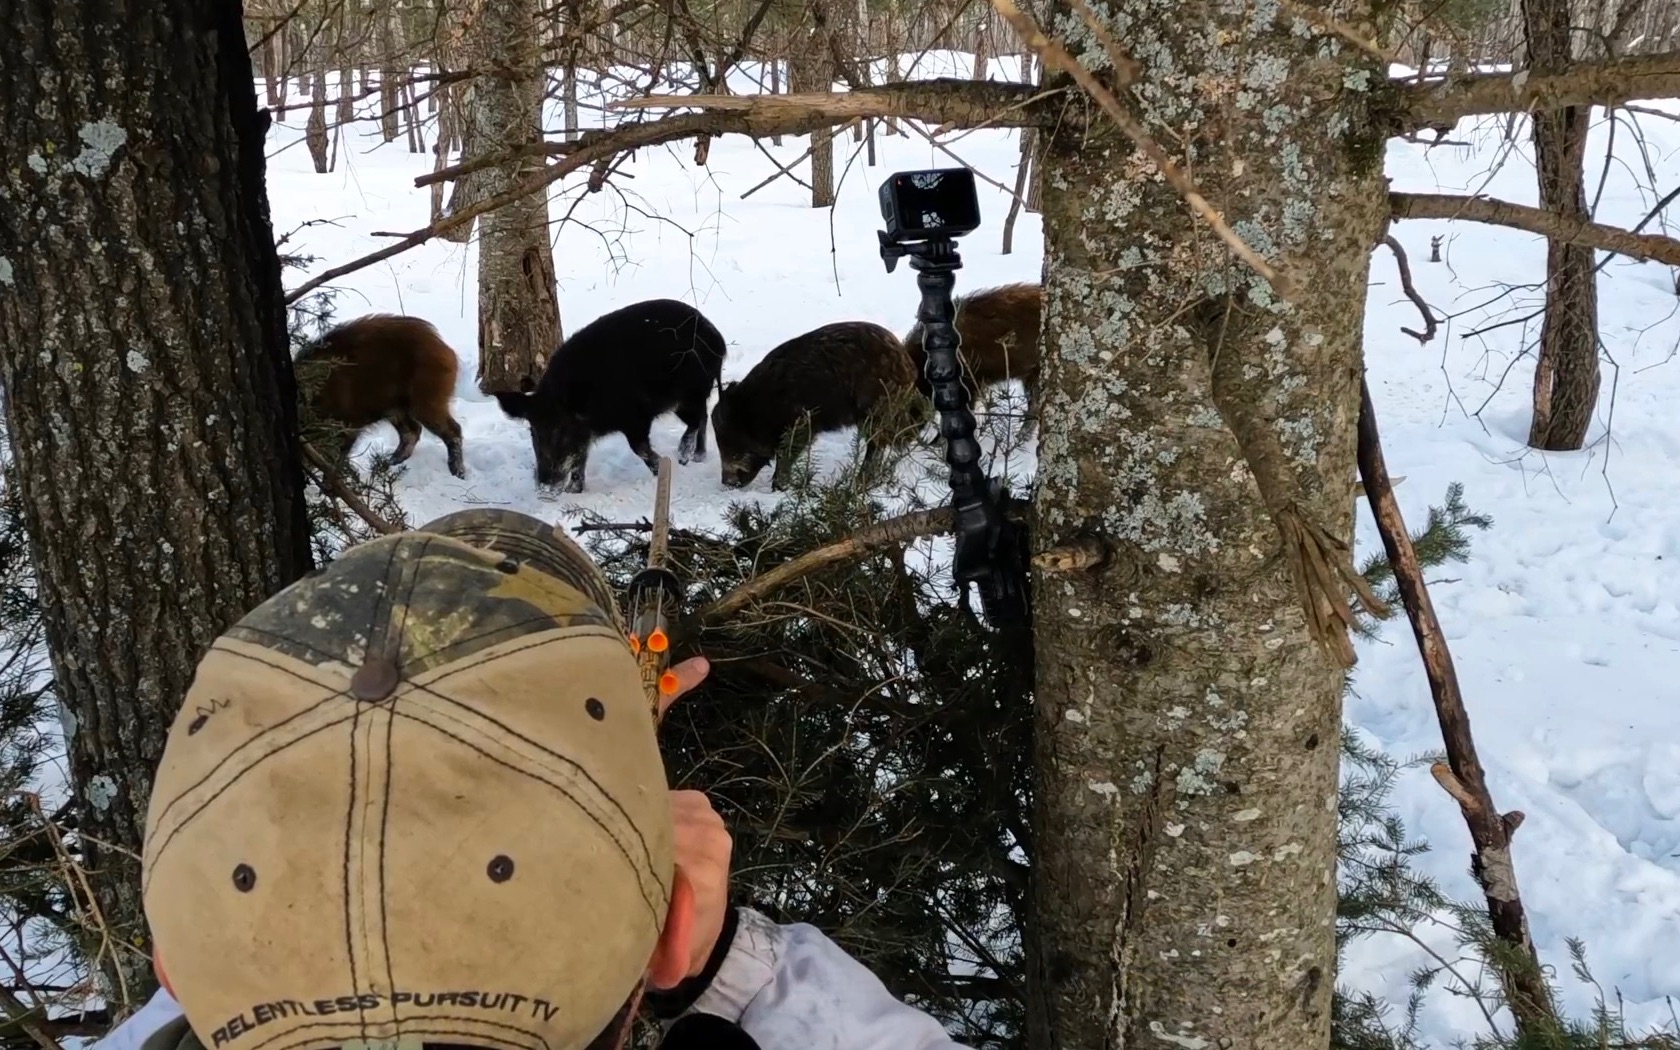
<box><xmin>294</xmin><ymin>313</ymin><xmax>467</xmax><ymax>479</ymax></box>
<box><xmin>902</xmin><ymin>281</ymin><xmax>1042</xmax><ymax>418</ymax></box>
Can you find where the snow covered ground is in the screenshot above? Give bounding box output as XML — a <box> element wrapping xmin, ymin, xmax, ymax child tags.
<box><xmin>268</xmin><ymin>51</ymin><xmax>1676</xmax><ymax>1041</ymax></box>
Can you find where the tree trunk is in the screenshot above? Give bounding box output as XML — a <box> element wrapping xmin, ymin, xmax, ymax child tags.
<box><xmin>1523</xmin><ymin>0</ymin><xmax>1601</xmax><ymax>451</ymax></box>
<box><xmin>440</xmin><ymin>0</ymin><xmax>486</xmax><ymax>244</ymax></box>
<box><xmin>790</xmin><ymin>37</ymin><xmax>835</xmax><ymax>208</ymax></box>
<box><xmin>770</xmin><ymin>57</ymin><xmax>783</xmax><ymax>145</ymax></box>
<box><xmin>380</xmin><ymin>7</ymin><xmax>402</xmax><ymax>143</ymax></box>
<box><xmin>263</xmin><ymin>26</ymin><xmax>282</xmax><ymax>111</ymax></box>
<box><xmin>307</xmin><ymin>64</ymin><xmax>330</xmax><ymax>173</ymax></box>
<box><xmin>1026</xmin><ymin>0</ymin><xmax>1390</xmax><ymax>1046</ymax></box>
<box><xmin>0</xmin><ymin>0</ymin><xmax>313</xmax><ymax>1008</ymax></box>
<box><xmin>464</xmin><ymin>0</ymin><xmax>564</xmax><ymax>393</ymax></box>
<box><xmin>563</xmin><ymin>62</ymin><xmax>581</xmax><ymax>141</ymax></box>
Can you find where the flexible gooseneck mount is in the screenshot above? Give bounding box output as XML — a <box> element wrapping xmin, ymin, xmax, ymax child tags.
<box><xmin>879</xmin><ymin>233</ymin><xmax>1031</xmax><ymax>629</ymax></box>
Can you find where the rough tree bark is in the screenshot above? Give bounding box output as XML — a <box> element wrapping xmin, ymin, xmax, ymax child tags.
<box><xmin>0</xmin><ymin>0</ymin><xmax>314</xmax><ymax>1008</ymax></box>
<box><xmin>1025</xmin><ymin>0</ymin><xmax>1390</xmax><ymax>1046</ymax></box>
<box><xmin>1523</xmin><ymin>0</ymin><xmax>1602</xmax><ymax>450</ymax></box>
<box><xmin>462</xmin><ymin>0</ymin><xmax>564</xmax><ymax>393</ymax></box>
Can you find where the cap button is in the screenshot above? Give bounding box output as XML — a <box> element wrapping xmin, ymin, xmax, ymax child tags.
<box><xmin>350</xmin><ymin>656</ymin><xmax>401</xmax><ymax>701</ymax></box>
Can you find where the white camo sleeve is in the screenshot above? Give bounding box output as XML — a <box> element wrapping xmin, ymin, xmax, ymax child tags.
<box><xmin>687</xmin><ymin>908</ymin><xmax>972</xmax><ymax>1050</ymax></box>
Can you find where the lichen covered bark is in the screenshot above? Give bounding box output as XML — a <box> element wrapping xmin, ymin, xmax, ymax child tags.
<box><xmin>1026</xmin><ymin>1</ymin><xmax>1390</xmax><ymax>1046</ymax></box>
<box><xmin>465</xmin><ymin>0</ymin><xmax>564</xmax><ymax>394</ymax></box>
<box><xmin>0</xmin><ymin>0</ymin><xmax>313</xmax><ymax>1006</ymax></box>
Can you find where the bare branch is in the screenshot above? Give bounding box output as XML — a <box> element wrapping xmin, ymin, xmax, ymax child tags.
<box><xmin>695</xmin><ymin>508</ymin><xmax>960</xmax><ymax>628</ymax></box>
<box><xmin>287</xmin><ymin>81</ymin><xmax>1067</xmax><ymax>302</ymax></box>
<box><xmin>1395</xmin><ymin>49</ymin><xmax>1680</xmax><ymax>133</ymax></box>
<box><xmin>1357</xmin><ymin>378</ymin><xmax>1560</xmax><ymax>1037</ymax></box>
<box><xmin>424</xmin><ymin>79</ymin><xmax>1062</xmax><ymax>187</ymax></box>
<box><xmin>1381</xmin><ymin>235</ymin><xmax>1440</xmax><ymax>342</ymax></box>
<box><xmin>300</xmin><ymin>443</ymin><xmax>402</xmax><ymax>535</ymax></box>
<box><xmin>1391</xmin><ymin>191</ymin><xmax>1680</xmax><ymax>265</ymax></box>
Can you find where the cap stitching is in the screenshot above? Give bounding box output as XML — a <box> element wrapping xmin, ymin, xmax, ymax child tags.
<box><xmin>143</xmin><ymin>700</ymin><xmax>357</xmax><ymax>886</ymax></box>
<box><xmin>218</xmin><ymin>1015</ymin><xmax>551</xmax><ymax>1050</ymax></box>
<box><xmin>385</xmin><ymin>701</ymin><xmax>667</xmax><ymax>925</ymax></box>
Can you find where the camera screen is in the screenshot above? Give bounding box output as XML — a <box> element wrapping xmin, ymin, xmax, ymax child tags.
<box><xmin>887</xmin><ymin>170</ymin><xmax>980</xmax><ymax>237</ymax></box>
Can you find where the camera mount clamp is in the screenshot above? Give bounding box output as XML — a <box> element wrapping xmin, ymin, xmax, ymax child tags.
<box><xmin>878</xmin><ymin>231</ymin><xmax>1032</xmax><ymax>630</ymax></box>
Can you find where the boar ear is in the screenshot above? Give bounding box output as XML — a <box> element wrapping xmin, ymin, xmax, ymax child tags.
<box><xmin>493</xmin><ymin>390</ymin><xmax>533</xmax><ymax>420</ymax></box>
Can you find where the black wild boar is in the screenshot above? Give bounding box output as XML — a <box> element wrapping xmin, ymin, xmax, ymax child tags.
<box><xmin>492</xmin><ymin>297</ymin><xmax>728</xmax><ymax>493</ymax></box>
<box><xmin>902</xmin><ymin>281</ymin><xmax>1042</xmax><ymax>415</ymax></box>
<box><xmin>293</xmin><ymin>313</ymin><xmax>467</xmax><ymax>479</ymax></box>
<box><xmin>711</xmin><ymin>320</ymin><xmax>926</xmax><ymax>490</ymax></box>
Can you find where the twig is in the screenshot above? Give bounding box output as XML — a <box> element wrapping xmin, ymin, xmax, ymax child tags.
<box><xmin>300</xmin><ymin>443</ymin><xmax>401</xmax><ymax>535</ymax></box>
<box><xmin>0</xmin><ymin>986</ymin><xmax>66</xmax><ymax>1050</ymax></box>
<box><xmin>986</xmin><ymin>0</ymin><xmax>1300</xmax><ymax>301</ymax></box>
<box><xmin>1382</xmin><ymin>235</ymin><xmax>1440</xmax><ymax>343</ymax></box>
<box><xmin>1392</xmin><ymin>191</ymin><xmax>1680</xmax><ymax>265</ymax></box>
<box><xmin>739</xmin><ymin>124</ymin><xmax>855</xmax><ymax>199</ymax></box>
<box><xmin>1356</xmin><ymin>377</ymin><xmax>1561</xmax><ymax>1038</ymax></box>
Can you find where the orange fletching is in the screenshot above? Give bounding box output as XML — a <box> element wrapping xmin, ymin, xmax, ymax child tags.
<box><xmin>648</xmin><ymin>629</ymin><xmax>669</xmax><ymax>653</ymax></box>
<box><xmin>658</xmin><ymin>671</ymin><xmax>680</xmax><ymax>695</ymax></box>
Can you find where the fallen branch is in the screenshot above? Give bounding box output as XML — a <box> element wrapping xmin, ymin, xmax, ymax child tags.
<box><xmin>1382</xmin><ymin>235</ymin><xmax>1440</xmax><ymax>343</ymax></box>
<box><xmin>987</xmin><ymin>0</ymin><xmax>1300</xmax><ymax>300</ymax></box>
<box><xmin>301</xmin><ymin>443</ymin><xmax>402</xmax><ymax>536</ymax></box>
<box><xmin>1356</xmin><ymin>377</ymin><xmax>1560</xmax><ymax>1038</ymax></box>
<box><xmin>1394</xmin><ymin>49</ymin><xmax>1680</xmax><ymax>133</ymax></box>
<box><xmin>1391</xmin><ymin>191</ymin><xmax>1680</xmax><ymax>266</ymax></box>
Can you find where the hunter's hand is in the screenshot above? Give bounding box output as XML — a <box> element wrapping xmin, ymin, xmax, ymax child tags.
<box><xmin>656</xmin><ymin>655</ymin><xmax>710</xmax><ymax>719</ymax></box>
<box><xmin>669</xmin><ymin>788</ymin><xmax>733</xmax><ymax>981</ymax></box>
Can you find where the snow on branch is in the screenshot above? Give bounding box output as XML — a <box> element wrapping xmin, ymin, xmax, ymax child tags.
<box><xmin>1390</xmin><ymin>191</ymin><xmax>1680</xmax><ymax>266</ymax></box>
<box><xmin>1394</xmin><ymin>49</ymin><xmax>1680</xmax><ymax>132</ymax></box>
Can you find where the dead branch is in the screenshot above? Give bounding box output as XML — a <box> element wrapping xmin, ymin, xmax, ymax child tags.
<box><xmin>1395</xmin><ymin>49</ymin><xmax>1680</xmax><ymax>133</ymax></box>
<box><xmin>1391</xmin><ymin>190</ymin><xmax>1680</xmax><ymax>265</ymax></box>
<box><xmin>1382</xmin><ymin>235</ymin><xmax>1440</xmax><ymax>343</ymax></box>
<box><xmin>696</xmin><ymin>506</ymin><xmax>977</xmax><ymax>628</ymax></box>
<box><xmin>285</xmin><ymin>81</ymin><xmax>1064</xmax><ymax>303</ymax></box>
<box><xmin>987</xmin><ymin>0</ymin><xmax>1300</xmax><ymax>301</ymax></box>
<box><xmin>300</xmin><ymin>443</ymin><xmax>402</xmax><ymax>535</ymax></box>
<box><xmin>427</xmin><ymin>79</ymin><xmax>1061</xmax><ymax>186</ymax></box>
<box><xmin>1356</xmin><ymin>377</ymin><xmax>1560</xmax><ymax>1037</ymax></box>
<box><xmin>0</xmin><ymin>986</ymin><xmax>66</xmax><ymax>1050</ymax></box>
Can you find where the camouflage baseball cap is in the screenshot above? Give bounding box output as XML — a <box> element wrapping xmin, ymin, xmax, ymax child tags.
<box><xmin>140</xmin><ymin>509</ymin><xmax>673</xmax><ymax>1050</ymax></box>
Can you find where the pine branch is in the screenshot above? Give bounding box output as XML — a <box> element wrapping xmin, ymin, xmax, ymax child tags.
<box><xmin>1391</xmin><ymin>191</ymin><xmax>1680</xmax><ymax>266</ymax></box>
<box><xmin>1394</xmin><ymin>49</ymin><xmax>1680</xmax><ymax>132</ymax></box>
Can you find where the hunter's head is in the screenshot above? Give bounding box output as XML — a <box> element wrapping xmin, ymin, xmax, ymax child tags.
<box><xmin>139</xmin><ymin>509</ymin><xmax>698</xmax><ymax>1050</ymax></box>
